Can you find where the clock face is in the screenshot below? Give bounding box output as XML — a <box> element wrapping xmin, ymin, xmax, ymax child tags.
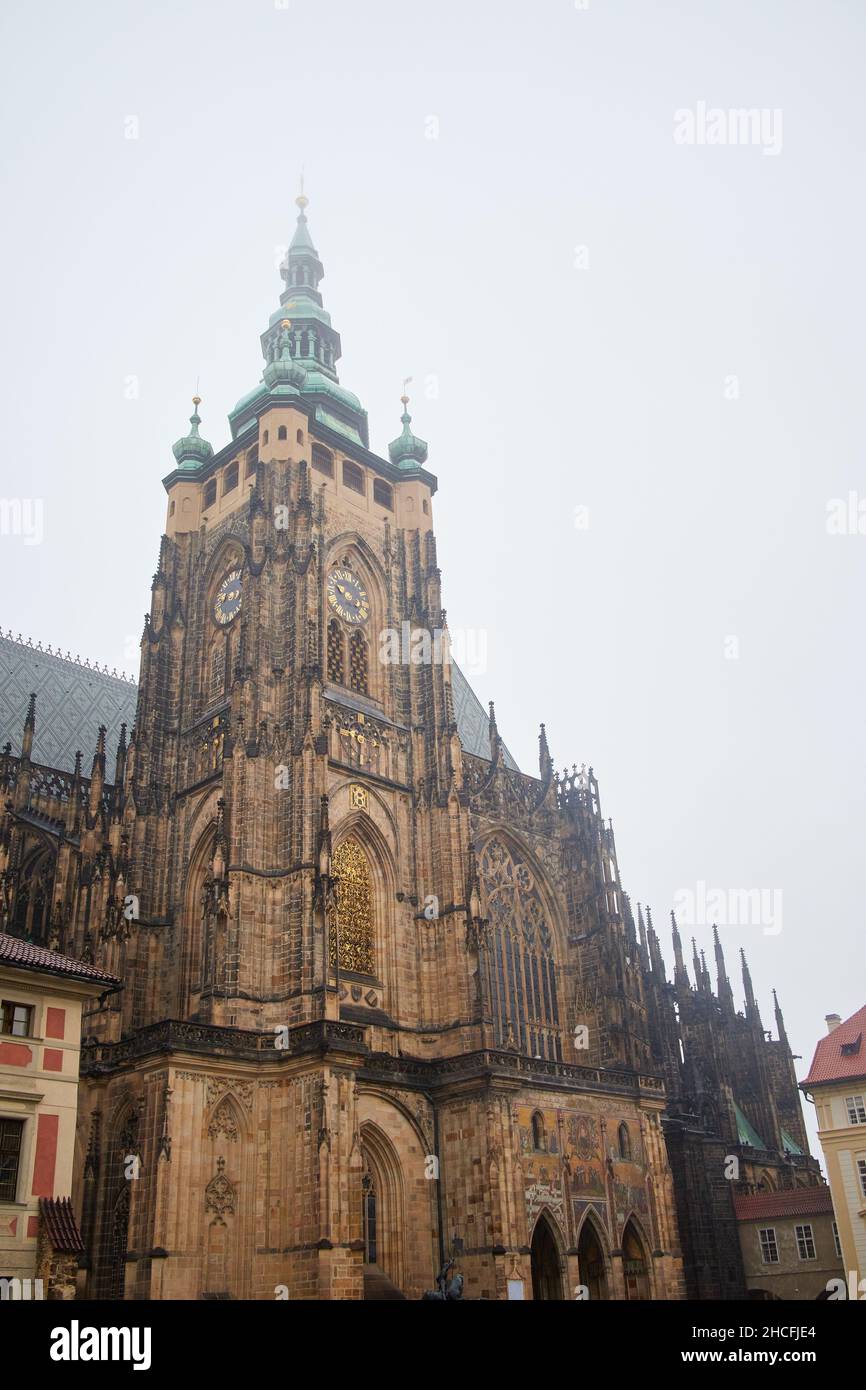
<box><xmin>327</xmin><ymin>568</ymin><xmax>369</xmax><ymax>625</ymax></box>
<box><xmin>214</xmin><ymin>569</ymin><xmax>242</xmax><ymax>626</ymax></box>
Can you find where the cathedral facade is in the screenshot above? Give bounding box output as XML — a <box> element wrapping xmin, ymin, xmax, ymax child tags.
<box><xmin>0</xmin><ymin>198</ymin><xmax>821</xmax><ymax>1300</ymax></box>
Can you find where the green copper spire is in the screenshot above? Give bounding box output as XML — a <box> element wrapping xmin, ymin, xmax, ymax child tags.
<box><xmin>388</xmin><ymin>384</ymin><xmax>428</xmax><ymax>469</ymax></box>
<box><xmin>287</xmin><ymin>182</ymin><xmax>318</xmax><ymax>258</ymax></box>
<box><xmin>229</xmin><ymin>186</ymin><xmax>370</xmax><ymax>448</ymax></box>
<box><xmin>172</xmin><ymin>396</ymin><xmax>213</xmax><ymax>471</ymax></box>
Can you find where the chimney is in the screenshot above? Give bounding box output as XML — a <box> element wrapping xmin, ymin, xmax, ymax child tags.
<box><xmin>825</xmin><ymin>1013</ymin><xmax>842</xmax><ymax>1033</ymax></box>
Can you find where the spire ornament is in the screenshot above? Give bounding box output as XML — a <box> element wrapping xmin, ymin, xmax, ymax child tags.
<box><xmin>388</xmin><ymin>381</ymin><xmax>429</xmax><ymax>469</ymax></box>
<box><xmin>172</xmin><ymin>395</ymin><xmax>214</xmax><ymax>471</ymax></box>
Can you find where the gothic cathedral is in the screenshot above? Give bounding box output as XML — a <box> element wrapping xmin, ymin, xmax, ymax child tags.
<box><xmin>0</xmin><ymin>195</ymin><xmax>821</xmax><ymax>1300</ymax></box>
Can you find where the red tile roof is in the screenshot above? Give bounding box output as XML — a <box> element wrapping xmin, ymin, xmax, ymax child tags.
<box><xmin>39</xmin><ymin>1196</ymin><xmax>84</xmax><ymax>1253</ymax></box>
<box><xmin>802</xmin><ymin>1005</ymin><xmax>866</xmax><ymax>1087</ymax></box>
<box><xmin>0</xmin><ymin>932</ymin><xmax>120</xmax><ymax>989</ymax></box>
<box><xmin>733</xmin><ymin>1187</ymin><xmax>835</xmax><ymax>1222</ymax></box>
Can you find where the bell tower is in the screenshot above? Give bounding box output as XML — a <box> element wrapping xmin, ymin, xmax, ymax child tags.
<box><xmin>24</xmin><ymin>193</ymin><xmax>686</xmax><ymax>1302</ymax></box>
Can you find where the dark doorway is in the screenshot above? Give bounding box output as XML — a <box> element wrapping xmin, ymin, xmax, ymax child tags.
<box><xmin>530</xmin><ymin>1213</ymin><xmax>563</xmax><ymax>1300</ymax></box>
<box><xmin>577</xmin><ymin>1218</ymin><xmax>608</xmax><ymax>1300</ymax></box>
<box><xmin>622</xmin><ymin>1219</ymin><xmax>650</xmax><ymax>1300</ymax></box>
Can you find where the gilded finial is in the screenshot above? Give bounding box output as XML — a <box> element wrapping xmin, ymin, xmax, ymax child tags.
<box><xmin>296</xmin><ymin>169</ymin><xmax>308</xmax><ymax>212</ymax></box>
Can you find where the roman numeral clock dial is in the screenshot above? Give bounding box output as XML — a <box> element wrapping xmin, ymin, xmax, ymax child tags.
<box><xmin>327</xmin><ymin>568</ymin><xmax>369</xmax><ymax>625</ymax></box>
<box><xmin>213</xmin><ymin>569</ymin><xmax>242</xmax><ymax>626</ymax></box>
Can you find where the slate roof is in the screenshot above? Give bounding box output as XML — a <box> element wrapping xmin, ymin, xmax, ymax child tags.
<box><xmin>0</xmin><ymin>631</ymin><xmax>137</xmax><ymax>773</ymax></box>
<box><xmin>0</xmin><ymin>932</ymin><xmax>121</xmax><ymax>989</ymax></box>
<box><xmin>802</xmin><ymin>1005</ymin><xmax>866</xmax><ymax>1087</ymax></box>
<box><xmin>450</xmin><ymin>662</ymin><xmax>519</xmax><ymax>771</ymax></box>
<box><xmin>732</xmin><ymin>1187</ymin><xmax>835</xmax><ymax>1222</ymax></box>
<box><xmin>39</xmin><ymin>1196</ymin><xmax>84</xmax><ymax>1253</ymax></box>
<box><xmin>0</xmin><ymin>630</ymin><xmax>519</xmax><ymax>776</ymax></box>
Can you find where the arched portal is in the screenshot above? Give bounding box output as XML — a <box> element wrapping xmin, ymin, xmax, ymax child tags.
<box><xmin>530</xmin><ymin>1211</ymin><xmax>564</xmax><ymax>1301</ymax></box>
<box><xmin>359</xmin><ymin>1122</ymin><xmax>404</xmax><ymax>1293</ymax></box>
<box><xmin>621</xmin><ymin>1218</ymin><xmax>651</xmax><ymax>1300</ymax></box>
<box><xmin>577</xmin><ymin>1215</ymin><xmax>609</xmax><ymax>1300</ymax></box>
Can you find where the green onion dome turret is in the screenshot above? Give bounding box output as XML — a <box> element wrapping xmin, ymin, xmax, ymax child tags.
<box><xmin>172</xmin><ymin>397</ymin><xmax>214</xmax><ymax>471</ymax></box>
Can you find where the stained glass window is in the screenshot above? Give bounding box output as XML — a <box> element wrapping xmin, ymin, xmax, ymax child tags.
<box><xmin>479</xmin><ymin>838</ymin><xmax>561</xmax><ymax>1057</ymax></box>
<box><xmin>330</xmin><ymin>836</ymin><xmax>375</xmax><ymax>976</ymax></box>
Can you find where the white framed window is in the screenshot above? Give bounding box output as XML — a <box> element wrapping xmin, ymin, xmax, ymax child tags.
<box><xmin>0</xmin><ymin>1116</ymin><xmax>25</xmax><ymax>1202</ymax></box>
<box><xmin>832</xmin><ymin>1221</ymin><xmax>842</xmax><ymax>1258</ymax></box>
<box><xmin>857</xmin><ymin>1157</ymin><xmax>866</xmax><ymax>1200</ymax></box>
<box><xmin>795</xmin><ymin>1224</ymin><xmax>816</xmax><ymax>1260</ymax></box>
<box><xmin>759</xmin><ymin>1227</ymin><xmax>779</xmax><ymax>1264</ymax></box>
<box><xmin>846</xmin><ymin>1095</ymin><xmax>866</xmax><ymax>1125</ymax></box>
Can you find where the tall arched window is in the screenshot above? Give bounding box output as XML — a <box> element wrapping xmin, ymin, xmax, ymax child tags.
<box><xmin>330</xmin><ymin>836</ymin><xmax>375</xmax><ymax>976</ymax></box>
<box><xmin>618</xmin><ymin>1122</ymin><xmax>632</xmax><ymax>1160</ymax></box>
<box><xmin>210</xmin><ymin>644</ymin><xmax>226</xmax><ymax>703</ymax></box>
<box><xmin>532</xmin><ymin>1112</ymin><xmax>546</xmax><ymax>1152</ymax></box>
<box><xmin>327</xmin><ymin>619</ymin><xmax>345</xmax><ymax>685</ymax></box>
<box><xmin>349</xmin><ymin>629</ymin><xmax>369</xmax><ymax>695</ymax></box>
<box><xmin>479</xmin><ymin>838</ymin><xmax>562</xmax><ymax>1058</ymax></box>
<box><xmin>362</xmin><ymin>1169</ymin><xmax>377</xmax><ymax>1264</ymax></box>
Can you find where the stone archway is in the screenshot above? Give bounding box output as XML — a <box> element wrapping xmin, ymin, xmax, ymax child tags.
<box><xmin>530</xmin><ymin>1210</ymin><xmax>565</xmax><ymax>1301</ymax></box>
<box><xmin>577</xmin><ymin>1214</ymin><xmax>609</xmax><ymax>1300</ymax></box>
<box><xmin>359</xmin><ymin>1121</ymin><xmax>405</xmax><ymax>1295</ymax></box>
<box><xmin>621</xmin><ymin>1217</ymin><xmax>651</xmax><ymax>1300</ymax></box>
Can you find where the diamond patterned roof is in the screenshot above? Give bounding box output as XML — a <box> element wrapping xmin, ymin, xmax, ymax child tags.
<box><xmin>0</xmin><ymin>631</ymin><xmax>516</xmax><ymax>778</ymax></box>
<box><xmin>0</xmin><ymin>632</ymin><xmax>137</xmax><ymax>773</ymax></box>
<box><xmin>451</xmin><ymin>663</ymin><xmax>519</xmax><ymax>771</ymax></box>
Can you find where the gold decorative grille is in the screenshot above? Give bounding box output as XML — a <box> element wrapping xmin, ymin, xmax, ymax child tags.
<box><xmin>349</xmin><ymin>630</ymin><xmax>368</xmax><ymax>695</ymax></box>
<box><xmin>329</xmin><ymin>836</ymin><xmax>375</xmax><ymax>975</ymax></box>
<box><xmin>327</xmin><ymin>619</ymin><xmax>345</xmax><ymax>684</ymax></box>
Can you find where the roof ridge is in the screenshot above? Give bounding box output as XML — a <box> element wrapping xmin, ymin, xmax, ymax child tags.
<box><xmin>0</xmin><ymin>628</ymin><xmax>137</xmax><ymax>685</ymax></box>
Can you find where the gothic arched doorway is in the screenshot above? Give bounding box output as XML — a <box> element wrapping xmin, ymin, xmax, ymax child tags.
<box><xmin>359</xmin><ymin>1123</ymin><xmax>404</xmax><ymax>1294</ymax></box>
<box><xmin>106</xmin><ymin>1186</ymin><xmax>130</xmax><ymax>1301</ymax></box>
<box><xmin>577</xmin><ymin>1216</ymin><xmax>609</xmax><ymax>1300</ymax></box>
<box><xmin>530</xmin><ymin>1212</ymin><xmax>564</xmax><ymax>1301</ymax></box>
<box><xmin>622</xmin><ymin>1218</ymin><xmax>651</xmax><ymax>1300</ymax></box>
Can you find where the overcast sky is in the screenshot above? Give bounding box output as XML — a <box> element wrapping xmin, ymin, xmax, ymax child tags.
<box><xmin>1</xmin><ymin>0</ymin><xmax>864</xmax><ymax>1154</ymax></box>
